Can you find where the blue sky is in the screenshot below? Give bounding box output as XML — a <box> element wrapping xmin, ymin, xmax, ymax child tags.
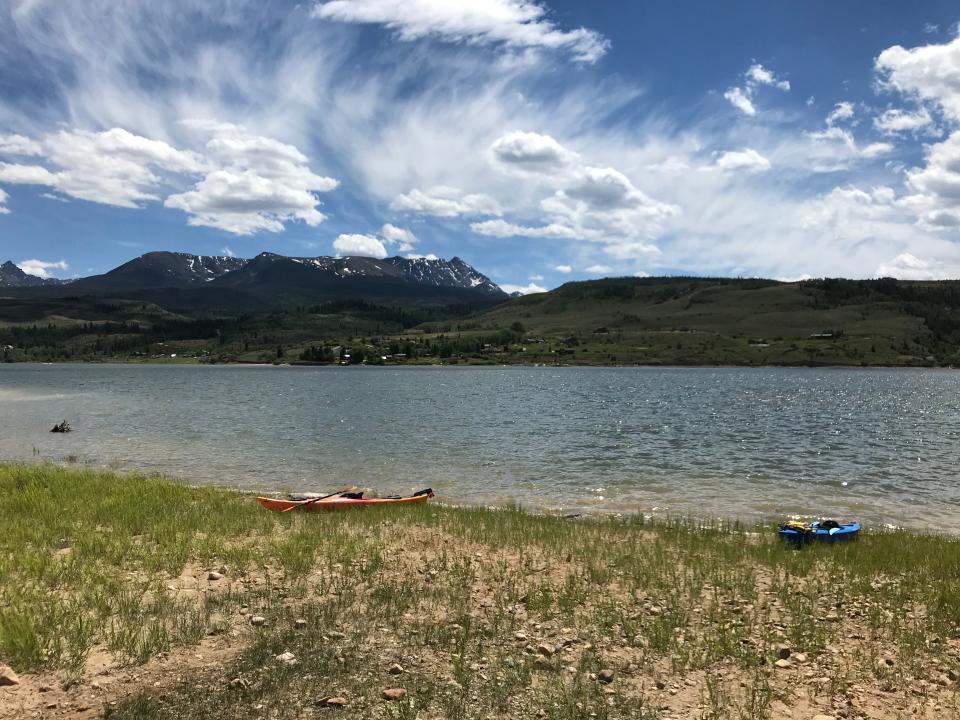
<box><xmin>2</xmin><ymin>1</ymin><xmax>960</xmax><ymax>292</ymax></box>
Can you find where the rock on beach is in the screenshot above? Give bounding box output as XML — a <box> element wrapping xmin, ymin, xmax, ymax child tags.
<box><xmin>0</xmin><ymin>664</ymin><xmax>19</xmax><ymax>686</ymax></box>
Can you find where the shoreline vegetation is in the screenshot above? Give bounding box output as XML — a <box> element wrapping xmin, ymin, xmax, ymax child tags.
<box><xmin>2</xmin><ymin>466</ymin><xmax>960</xmax><ymax>718</ymax></box>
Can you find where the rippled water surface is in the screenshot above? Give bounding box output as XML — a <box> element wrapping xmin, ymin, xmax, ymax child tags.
<box><xmin>2</xmin><ymin>364</ymin><xmax>959</xmax><ymax>531</ymax></box>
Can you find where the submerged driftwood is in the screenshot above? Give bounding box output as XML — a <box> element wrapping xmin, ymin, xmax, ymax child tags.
<box><xmin>50</xmin><ymin>421</ymin><xmax>71</xmax><ymax>433</ymax></box>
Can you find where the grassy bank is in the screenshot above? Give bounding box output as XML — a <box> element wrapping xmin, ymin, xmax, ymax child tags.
<box><xmin>2</xmin><ymin>464</ymin><xmax>960</xmax><ymax>719</ymax></box>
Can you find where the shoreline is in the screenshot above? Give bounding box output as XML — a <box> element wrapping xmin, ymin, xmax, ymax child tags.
<box><xmin>2</xmin><ymin>357</ymin><xmax>954</xmax><ymax>370</ymax></box>
<box><xmin>5</xmin><ymin>455</ymin><xmax>950</xmax><ymax>536</ymax></box>
<box><xmin>3</xmin><ymin>463</ymin><xmax>960</xmax><ymax>719</ymax></box>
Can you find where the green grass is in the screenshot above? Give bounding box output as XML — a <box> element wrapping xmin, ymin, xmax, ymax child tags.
<box><xmin>2</xmin><ymin>464</ymin><xmax>960</xmax><ymax>718</ymax></box>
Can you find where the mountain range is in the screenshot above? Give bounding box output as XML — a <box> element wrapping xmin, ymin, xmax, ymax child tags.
<box><xmin>0</xmin><ymin>251</ymin><xmax>509</xmax><ymax>307</ymax></box>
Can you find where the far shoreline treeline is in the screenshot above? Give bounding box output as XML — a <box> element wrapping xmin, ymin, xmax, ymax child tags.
<box><xmin>3</xmin><ymin>274</ymin><xmax>960</xmax><ymax>367</ymax></box>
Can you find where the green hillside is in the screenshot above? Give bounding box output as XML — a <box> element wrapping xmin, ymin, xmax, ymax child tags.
<box><xmin>442</xmin><ymin>276</ymin><xmax>960</xmax><ymax>366</ymax></box>
<box><xmin>3</xmin><ymin>276</ymin><xmax>960</xmax><ymax>366</ymax></box>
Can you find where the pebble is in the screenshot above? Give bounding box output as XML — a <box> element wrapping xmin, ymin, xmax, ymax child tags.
<box><xmin>514</xmin><ymin>632</ymin><xmax>528</xmax><ymax>641</ymax></box>
<box><xmin>774</xmin><ymin>659</ymin><xmax>792</xmax><ymax>669</ymax></box>
<box><xmin>598</xmin><ymin>669</ymin><xmax>616</xmax><ymax>684</ymax></box>
<box><xmin>812</xmin><ymin>715</ymin><xmax>837</xmax><ymax>720</ymax></box>
<box><xmin>328</xmin><ymin>630</ymin><xmax>346</xmax><ymax>639</ymax></box>
<box><xmin>294</xmin><ymin>619</ymin><xmax>307</xmax><ymax>629</ymax></box>
<box><xmin>382</xmin><ymin>688</ymin><xmax>406</xmax><ymax>701</ymax></box>
<box><xmin>537</xmin><ymin>642</ymin><xmax>554</xmax><ymax>657</ymax></box>
<box><xmin>388</xmin><ymin>663</ymin><xmax>404</xmax><ymax>675</ymax></box>
<box><xmin>794</xmin><ymin>652</ymin><xmax>808</xmax><ymax>664</ymax></box>
<box><xmin>208</xmin><ymin>571</ymin><xmax>223</xmax><ymax>581</ymax></box>
<box><xmin>250</xmin><ymin>616</ymin><xmax>267</xmax><ymax>627</ymax></box>
<box><xmin>0</xmin><ymin>665</ymin><xmax>19</xmax><ymax>686</ymax></box>
<box><xmin>325</xmin><ymin>697</ymin><xmax>348</xmax><ymax>707</ymax></box>
<box><xmin>276</xmin><ymin>652</ymin><xmax>297</xmax><ymax>666</ymax></box>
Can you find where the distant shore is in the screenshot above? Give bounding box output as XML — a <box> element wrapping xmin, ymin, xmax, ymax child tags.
<box><xmin>2</xmin><ymin>356</ymin><xmax>954</xmax><ymax>369</ymax></box>
<box><xmin>2</xmin><ymin>463</ymin><xmax>959</xmax><ymax>719</ymax></box>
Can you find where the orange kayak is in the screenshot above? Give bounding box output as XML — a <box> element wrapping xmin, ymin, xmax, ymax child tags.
<box><xmin>256</xmin><ymin>488</ymin><xmax>433</xmax><ymax>513</ymax></box>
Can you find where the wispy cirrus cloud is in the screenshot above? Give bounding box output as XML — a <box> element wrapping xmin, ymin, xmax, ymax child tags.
<box><xmin>311</xmin><ymin>0</ymin><xmax>609</xmax><ymax>63</ymax></box>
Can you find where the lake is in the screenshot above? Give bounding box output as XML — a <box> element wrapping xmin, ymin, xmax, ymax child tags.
<box><xmin>1</xmin><ymin>363</ymin><xmax>958</xmax><ymax>532</ymax></box>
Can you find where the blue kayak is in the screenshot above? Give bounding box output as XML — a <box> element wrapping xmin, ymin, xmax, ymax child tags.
<box><xmin>778</xmin><ymin>520</ymin><xmax>860</xmax><ymax>544</ymax></box>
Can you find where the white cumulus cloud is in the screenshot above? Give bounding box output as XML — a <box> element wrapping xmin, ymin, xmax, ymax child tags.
<box><xmin>584</xmin><ymin>264</ymin><xmax>612</xmax><ymax>274</ymax></box>
<box><xmin>500</xmin><ymin>281</ymin><xmax>546</xmax><ymax>295</ymax></box>
<box><xmin>905</xmin><ymin>131</ymin><xmax>960</xmax><ymax>228</ymax></box>
<box><xmin>381</xmin><ymin>223</ymin><xmax>418</xmax><ymax>251</ymax></box>
<box><xmin>475</xmin><ymin>133</ymin><xmax>678</xmax><ymax>261</ymax></box>
<box><xmin>0</xmin><ymin>187</ymin><xmax>8</xmax><ymax>214</ymax></box>
<box><xmin>826</xmin><ymin>101</ymin><xmax>855</xmax><ymax>126</ymax></box>
<box><xmin>0</xmin><ymin>134</ymin><xmax>42</xmax><ymax>156</ymax></box>
<box><xmin>165</xmin><ymin>122</ymin><xmax>338</xmax><ymax>235</ymax></box>
<box><xmin>724</xmin><ymin>63</ymin><xmax>789</xmax><ymax>116</ymax></box>
<box><xmin>723</xmin><ymin>87</ymin><xmax>756</xmax><ymax>116</ymax></box>
<box><xmin>392</xmin><ymin>186</ymin><xmax>501</xmax><ymax>217</ymax></box>
<box><xmin>332</xmin><ymin>233</ymin><xmax>388</xmax><ymax>258</ymax></box>
<box><xmin>0</xmin><ymin>123</ymin><xmax>339</xmax><ymax>235</ymax></box>
<box><xmin>311</xmin><ymin>0</ymin><xmax>610</xmax><ymax>63</ymax></box>
<box><xmin>876</xmin><ymin>35</ymin><xmax>960</xmax><ymax>121</ymax></box>
<box><xmin>554</xmin><ymin>264</ymin><xmax>572</xmax><ymax>273</ymax></box>
<box><xmin>873</xmin><ymin>106</ymin><xmax>934</xmax><ymax>134</ymax></box>
<box><xmin>0</xmin><ymin>128</ymin><xmax>203</xmax><ymax>208</ymax></box>
<box><xmin>470</xmin><ymin>218</ymin><xmax>578</xmax><ymax>238</ymax></box>
<box><xmin>490</xmin><ymin>130</ymin><xmax>578</xmax><ymax>174</ymax></box>
<box><xmin>714</xmin><ymin>148</ymin><xmax>771</xmax><ymax>173</ymax></box>
<box><xmin>17</xmin><ymin>258</ymin><xmax>68</xmax><ymax>278</ymax></box>
<box><xmin>746</xmin><ymin>63</ymin><xmax>790</xmax><ymax>91</ymax></box>
<box><xmin>876</xmin><ymin>252</ymin><xmax>957</xmax><ymax>280</ymax></box>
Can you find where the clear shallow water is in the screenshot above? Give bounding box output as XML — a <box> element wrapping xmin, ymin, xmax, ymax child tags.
<box><xmin>1</xmin><ymin>364</ymin><xmax>959</xmax><ymax>532</ymax></box>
